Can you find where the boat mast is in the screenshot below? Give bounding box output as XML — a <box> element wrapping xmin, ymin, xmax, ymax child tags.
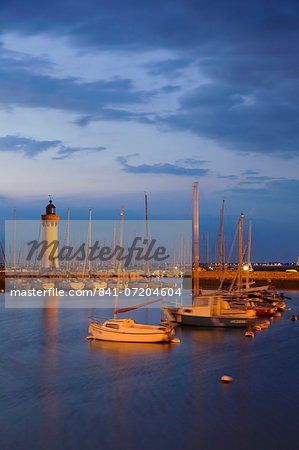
<box><xmin>112</xmin><ymin>224</ymin><xmax>116</xmax><ymax>273</ymax></box>
<box><xmin>207</xmin><ymin>229</ymin><xmax>209</xmax><ymax>267</ymax></box>
<box><xmin>13</xmin><ymin>208</ymin><xmax>16</xmax><ymax>268</ymax></box>
<box><xmin>203</xmin><ymin>233</ymin><xmax>206</xmax><ymax>267</ymax></box>
<box><xmin>246</xmin><ymin>220</ymin><xmax>252</xmax><ymax>289</ymax></box>
<box><xmin>114</xmin><ymin>206</ymin><xmax>125</xmax><ymax>318</ymax></box>
<box><xmin>145</xmin><ymin>192</ymin><xmax>150</xmax><ymax>276</ymax></box>
<box><xmin>66</xmin><ymin>208</ymin><xmax>70</xmax><ymax>272</ymax></box>
<box><xmin>219</xmin><ymin>200</ymin><xmax>225</xmax><ymax>270</ymax></box>
<box><xmin>237</xmin><ymin>213</ymin><xmax>244</xmax><ymax>293</ymax></box>
<box><xmin>193</xmin><ymin>182</ymin><xmax>199</xmax><ymax>268</ymax></box>
<box><xmin>88</xmin><ymin>209</ymin><xmax>92</xmax><ymax>272</ymax></box>
<box><xmin>82</xmin><ymin>209</ymin><xmax>91</xmax><ymax>275</ymax></box>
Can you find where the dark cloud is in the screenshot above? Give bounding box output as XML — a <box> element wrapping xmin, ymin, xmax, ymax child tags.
<box><xmin>161</xmin><ymin>80</ymin><xmax>299</xmax><ymax>157</ymax></box>
<box><xmin>160</xmin><ymin>85</ymin><xmax>181</xmax><ymax>94</ymax></box>
<box><xmin>1</xmin><ymin>1</ymin><xmax>298</xmax><ymax>53</ymax></box>
<box><xmin>52</xmin><ymin>145</ymin><xmax>106</xmax><ymax>160</ymax></box>
<box><xmin>0</xmin><ymin>135</ymin><xmax>61</xmax><ymax>156</ymax></box>
<box><xmin>246</xmin><ymin>175</ymin><xmax>284</xmax><ymax>182</ymax></box>
<box><xmin>238</xmin><ymin>173</ymin><xmax>286</xmax><ymax>184</ymax></box>
<box><xmin>1</xmin><ymin>1</ymin><xmax>299</xmax><ymax>155</ymax></box>
<box><xmin>0</xmin><ymin>135</ymin><xmax>106</xmax><ymax>159</ymax></box>
<box><xmin>116</xmin><ymin>156</ymin><xmax>209</xmax><ymax>176</ymax></box>
<box><xmin>217</xmin><ymin>174</ymin><xmax>239</xmax><ymax>180</ymax></box>
<box><xmin>242</xmin><ymin>170</ymin><xmax>259</xmax><ymax>175</ymax></box>
<box><xmin>175</xmin><ymin>157</ymin><xmax>208</xmax><ymax>166</ymax></box>
<box><xmin>0</xmin><ymin>47</ymin><xmax>153</xmax><ymax>117</ymax></box>
<box><xmin>74</xmin><ymin>110</ymin><xmax>155</xmax><ymax>127</ymax></box>
<box><xmin>0</xmin><ymin>46</ymin><xmax>54</xmax><ymax>73</ymax></box>
<box><xmin>226</xmin><ymin>179</ymin><xmax>299</xmax><ymax>204</ymax></box>
<box><xmin>145</xmin><ymin>58</ymin><xmax>193</xmax><ymax>78</ymax></box>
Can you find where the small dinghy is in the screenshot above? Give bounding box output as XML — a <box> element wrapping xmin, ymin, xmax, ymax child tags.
<box><xmin>88</xmin><ymin>317</ymin><xmax>177</xmax><ymax>343</ymax></box>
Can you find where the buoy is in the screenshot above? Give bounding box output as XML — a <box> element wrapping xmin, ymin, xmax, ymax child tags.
<box><xmin>86</xmin><ymin>335</ymin><xmax>94</xmax><ymax>340</ymax></box>
<box><xmin>221</xmin><ymin>375</ymin><xmax>233</xmax><ymax>383</ymax></box>
<box><xmin>245</xmin><ymin>331</ymin><xmax>254</xmax><ymax>338</ymax></box>
<box><xmin>253</xmin><ymin>325</ymin><xmax>261</xmax><ymax>332</ymax></box>
<box><xmin>170</xmin><ymin>337</ymin><xmax>180</xmax><ymax>344</ymax></box>
<box><xmin>0</xmin><ymin>289</ymin><xmax>4</xmax><ymax>293</ymax></box>
<box><xmin>286</xmin><ymin>308</ymin><xmax>291</xmax><ymax>311</ymax></box>
<box><xmin>290</xmin><ymin>315</ymin><xmax>297</xmax><ymax>321</ymax></box>
<box><xmin>261</xmin><ymin>320</ymin><xmax>270</xmax><ymax>326</ymax></box>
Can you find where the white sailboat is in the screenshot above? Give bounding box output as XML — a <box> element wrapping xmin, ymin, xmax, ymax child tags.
<box><xmin>88</xmin><ymin>315</ymin><xmax>176</xmax><ymax>343</ymax></box>
<box><xmin>85</xmin><ymin>279</ymin><xmax>107</xmax><ymax>290</ymax></box>
<box><xmin>87</xmin><ymin>206</ymin><xmax>179</xmax><ymax>344</ymax></box>
<box><xmin>162</xmin><ymin>295</ymin><xmax>256</xmax><ymax>328</ymax></box>
<box><xmin>33</xmin><ymin>278</ymin><xmax>55</xmax><ymax>290</ymax></box>
<box><xmin>59</xmin><ymin>278</ymin><xmax>85</xmax><ymax>290</ymax></box>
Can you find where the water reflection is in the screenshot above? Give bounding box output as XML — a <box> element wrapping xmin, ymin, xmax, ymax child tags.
<box><xmin>41</xmin><ymin>295</ymin><xmax>61</xmax><ymax>446</ymax></box>
<box><xmin>0</xmin><ymin>291</ymin><xmax>298</xmax><ymax>449</ymax></box>
<box><xmin>88</xmin><ymin>339</ymin><xmax>176</xmax><ymax>356</ymax></box>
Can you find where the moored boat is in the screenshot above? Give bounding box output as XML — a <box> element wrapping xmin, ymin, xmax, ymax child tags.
<box><xmin>85</xmin><ymin>279</ymin><xmax>107</xmax><ymax>290</ymax></box>
<box><xmin>88</xmin><ymin>317</ymin><xmax>176</xmax><ymax>343</ymax></box>
<box><xmin>163</xmin><ymin>295</ymin><xmax>256</xmax><ymax>328</ymax></box>
<box><xmin>33</xmin><ymin>278</ymin><xmax>55</xmax><ymax>290</ymax></box>
<box><xmin>87</xmin><ymin>205</ymin><xmax>179</xmax><ymax>344</ymax></box>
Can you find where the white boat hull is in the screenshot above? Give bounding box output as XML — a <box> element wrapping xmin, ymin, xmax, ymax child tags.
<box><xmin>88</xmin><ymin>319</ymin><xmax>174</xmax><ymax>343</ymax></box>
<box><xmin>163</xmin><ymin>307</ymin><xmax>254</xmax><ymax>328</ymax></box>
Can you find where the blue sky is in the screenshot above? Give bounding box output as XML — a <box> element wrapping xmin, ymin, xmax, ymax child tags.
<box><xmin>0</xmin><ymin>0</ymin><xmax>298</xmax><ymax>261</ymax></box>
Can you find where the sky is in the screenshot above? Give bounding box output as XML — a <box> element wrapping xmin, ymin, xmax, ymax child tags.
<box><xmin>0</xmin><ymin>0</ymin><xmax>298</xmax><ymax>261</ymax></box>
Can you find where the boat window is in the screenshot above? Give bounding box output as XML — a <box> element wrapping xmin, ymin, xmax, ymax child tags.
<box><xmin>195</xmin><ymin>299</ymin><xmax>209</xmax><ymax>306</ymax></box>
<box><xmin>105</xmin><ymin>323</ymin><xmax>119</xmax><ymax>329</ymax></box>
<box><xmin>184</xmin><ymin>309</ymin><xmax>192</xmax><ymax>313</ymax></box>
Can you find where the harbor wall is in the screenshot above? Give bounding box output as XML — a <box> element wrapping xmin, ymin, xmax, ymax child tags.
<box><xmin>189</xmin><ymin>270</ymin><xmax>299</xmax><ymax>290</ymax></box>
<box><xmin>1</xmin><ymin>270</ymin><xmax>299</xmax><ymax>291</ymax></box>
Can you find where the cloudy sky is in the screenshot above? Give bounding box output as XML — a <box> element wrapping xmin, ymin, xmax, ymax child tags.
<box><xmin>0</xmin><ymin>0</ymin><xmax>298</xmax><ymax>261</ymax></box>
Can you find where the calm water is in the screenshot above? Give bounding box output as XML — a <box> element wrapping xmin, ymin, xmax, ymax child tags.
<box><xmin>1</xmin><ymin>290</ymin><xmax>299</xmax><ymax>450</ymax></box>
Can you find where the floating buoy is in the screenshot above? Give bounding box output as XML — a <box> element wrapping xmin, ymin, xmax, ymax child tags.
<box><xmin>170</xmin><ymin>337</ymin><xmax>180</xmax><ymax>344</ymax></box>
<box><xmin>286</xmin><ymin>308</ymin><xmax>291</xmax><ymax>311</ymax></box>
<box><xmin>221</xmin><ymin>375</ymin><xmax>233</xmax><ymax>383</ymax></box>
<box><xmin>253</xmin><ymin>325</ymin><xmax>261</xmax><ymax>332</ymax></box>
<box><xmin>261</xmin><ymin>320</ymin><xmax>270</xmax><ymax>326</ymax></box>
<box><xmin>86</xmin><ymin>335</ymin><xmax>94</xmax><ymax>340</ymax></box>
<box><xmin>290</xmin><ymin>315</ymin><xmax>297</xmax><ymax>321</ymax></box>
<box><xmin>0</xmin><ymin>289</ymin><xmax>4</xmax><ymax>293</ymax></box>
<box><xmin>245</xmin><ymin>330</ymin><xmax>254</xmax><ymax>338</ymax></box>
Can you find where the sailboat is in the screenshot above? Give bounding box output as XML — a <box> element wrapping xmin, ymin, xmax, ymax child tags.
<box><xmin>88</xmin><ymin>314</ymin><xmax>177</xmax><ymax>343</ymax></box>
<box><xmin>217</xmin><ymin>217</ymin><xmax>284</xmax><ymax>316</ymax></box>
<box><xmin>87</xmin><ymin>206</ymin><xmax>179</xmax><ymax>343</ymax></box>
<box><xmin>163</xmin><ymin>210</ymin><xmax>256</xmax><ymax>328</ymax></box>
<box><xmin>162</xmin><ymin>294</ymin><xmax>256</xmax><ymax>328</ymax></box>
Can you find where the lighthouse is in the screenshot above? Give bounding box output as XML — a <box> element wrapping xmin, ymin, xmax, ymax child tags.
<box><xmin>41</xmin><ymin>199</ymin><xmax>60</xmax><ymax>269</ymax></box>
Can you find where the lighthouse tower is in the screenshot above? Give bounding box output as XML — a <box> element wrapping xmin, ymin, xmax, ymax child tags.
<box><xmin>41</xmin><ymin>199</ymin><xmax>60</xmax><ymax>269</ymax></box>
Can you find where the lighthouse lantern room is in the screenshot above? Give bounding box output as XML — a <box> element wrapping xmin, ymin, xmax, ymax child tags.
<box><xmin>41</xmin><ymin>199</ymin><xmax>60</xmax><ymax>269</ymax></box>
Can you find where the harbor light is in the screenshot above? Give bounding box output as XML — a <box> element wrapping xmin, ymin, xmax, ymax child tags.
<box><xmin>41</xmin><ymin>199</ymin><xmax>60</xmax><ymax>269</ymax></box>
